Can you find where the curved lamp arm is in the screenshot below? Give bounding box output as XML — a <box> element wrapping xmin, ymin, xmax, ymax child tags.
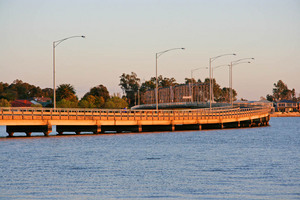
<box><xmin>232</xmin><ymin>57</ymin><xmax>254</xmax><ymax>64</ymax></box>
<box><xmin>54</xmin><ymin>35</ymin><xmax>85</xmax><ymax>48</ymax></box>
<box><xmin>211</xmin><ymin>53</ymin><xmax>236</xmax><ymax>62</ymax></box>
<box><xmin>156</xmin><ymin>48</ymin><xmax>185</xmax><ymax>58</ymax></box>
<box><xmin>232</xmin><ymin>61</ymin><xmax>251</xmax><ymax>66</ymax></box>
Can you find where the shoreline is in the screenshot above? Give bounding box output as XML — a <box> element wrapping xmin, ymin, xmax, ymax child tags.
<box><xmin>270</xmin><ymin>112</ymin><xmax>300</xmax><ymax>117</ymax></box>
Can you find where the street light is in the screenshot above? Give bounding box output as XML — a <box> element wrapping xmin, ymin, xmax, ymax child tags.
<box><xmin>209</xmin><ymin>53</ymin><xmax>236</xmax><ymax>109</ymax></box>
<box><xmin>229</xmin><ymin>58</ymin><xmax>254</xmax><ymax>106</ymax></box>
<box><xmin>155</xmin><ymin>48</ymin><xmax>185</xmax><ymax>111</ymax></box>
<box><xmin>190</xmin><ymin>67</ymin><xmax>208</xmax><ymax>103</ymax></box>
<box><xmin>53</xmin><ymin>35</ymin><xmax>85</xmax><ymax>108</ymax></box>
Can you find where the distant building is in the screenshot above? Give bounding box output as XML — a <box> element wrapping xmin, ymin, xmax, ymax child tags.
<box><xmin>11</xmin><ymin>100</ymin><xmax>33</xmax><ymax>107</ymax></box>
<box><xmin>141</xmin><ymin>83</ymin><xmax>209</xmax><ymax>104</ymax></box>
<box><xmin>32</xmin><ymin>97</ymin><xmax>52</xmax><ymax>107</ymax></box>
<box><xmin>275</xmin><ymin>100</ymin><xmax>298</xmax><ymax>112</ymax></box>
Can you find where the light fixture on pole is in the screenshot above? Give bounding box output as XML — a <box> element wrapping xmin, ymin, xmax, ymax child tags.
<box><xmin>190</xmin><ymin>67</ymin><xmax>208</xmax><ymax>103</ymax></box>
<box><xmin>209</xmin><ymin>53</ymin><xmax>236</xmax><ymax>109</ymax></box>
<box><xmin>155</xmin><ymin>48</ymin><xmax>185</xmax><ymax>111</ymax></box>
<box><xmin>53</xmin><ymin>35</ymin><xmax>85</xmax><ymax>108</ymax></box>
<box><xmin>229</xmin><ymin>58</ymin><xmax>254</xmax><ymax>106</ymax></box>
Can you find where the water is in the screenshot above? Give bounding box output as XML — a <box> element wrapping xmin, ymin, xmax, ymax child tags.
<box><xmin>0</xmin><ymin>117</ymin><xmax>299</xmax><ymax>199</ymax></box>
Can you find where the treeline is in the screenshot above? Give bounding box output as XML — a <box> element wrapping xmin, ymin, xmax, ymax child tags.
<box><xmin>1</xmin><ymin>74</ymin><xmax>238</xmax><ymax>108</ymax></box>
<box><xmin>55</xmin><ymin>84</ymin><xmax>128</xmax><ymax>109</ymax></box>
<box><xmin>0</xmin><ymin>79</ymin><xmax>52</xmax><ymax>101</ymax></box>
<box><xmin>0</xmin><ymin>80</ymin><xmax>128</xmax><ymax>109</ymax></box>
<box><xmin>266</xmin><ymin>80</ymin><xmax>299</xmax><ymax>102</ymax></box>
<box><xmin>119</xmin><ymin>72</ymin><xmax>237</xmax><ymax>107</ymax></box>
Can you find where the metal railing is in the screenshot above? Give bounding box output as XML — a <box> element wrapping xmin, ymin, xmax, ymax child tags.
<box><xmin>0</xmin><ymin>106</ymin><xmax>271</xmax><ymax>121</ymax></box>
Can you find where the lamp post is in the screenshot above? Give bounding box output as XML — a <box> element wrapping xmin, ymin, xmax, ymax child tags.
<box><xmin>53</xmin><ymin>35</ymin><xmax>85</xmax><ymax>108</ymax></box>
<box><xmin>209</xmin><ymin>53</ymin><xmax>236</xmax><ymax>109</ymax></box>
<box><xmin>138</xmin><ymin>88</ymin><xmax>140</xmax><ymax>105</ymax></box>
<box><xmin>190</xmin><ymin>67</ymin><xmax>208</xmax><ymax>103</ymax></box>
<box><xmin>229</xmin><ymin>58</ymin><xmax>254</xmax><ymax>106</ymax></box>
<box><xmin>155</xmin><ymin>48</ymin><xmax>185</xmax><ymax>111</ymax></box>
<box><xmin>136</xmin><ymin>80</ymin><xmax>141</xmax><ymax>106</ymax></box>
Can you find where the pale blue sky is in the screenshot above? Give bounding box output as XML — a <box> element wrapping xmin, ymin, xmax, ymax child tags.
<box><xmin>1</xmin><ymin>0</ymin><xmax>299</xmax><ymax>100</ymax></box>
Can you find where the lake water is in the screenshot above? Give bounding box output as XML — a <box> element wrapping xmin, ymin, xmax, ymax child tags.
<box><xmin>0</xmin><ymin>117</ymin><xmax>299</xmax><ymax>199</ymax></box>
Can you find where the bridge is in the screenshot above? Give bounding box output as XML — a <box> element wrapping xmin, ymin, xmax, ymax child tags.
<box><xmin>0</xmin><ymin>106</ymin><xmax>271</xmax><ymax>137</ymax></box>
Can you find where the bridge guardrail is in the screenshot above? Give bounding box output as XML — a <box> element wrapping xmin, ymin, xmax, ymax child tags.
<box><xmin>0</xmin><ymin>106</ymin><xmax>271</xmax><ymax>121</ymax></box>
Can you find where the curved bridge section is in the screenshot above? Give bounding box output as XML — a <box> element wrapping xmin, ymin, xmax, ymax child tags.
<box><xmin>0</xmin><ymin>106</ymin><xmax>271</xmax><ymax>137</ymax></box>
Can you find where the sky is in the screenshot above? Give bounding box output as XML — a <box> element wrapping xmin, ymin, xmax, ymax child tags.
<box><xmin>0</xmin><ymin>0</ymin><xmax>299</xmax><ymax>100</ymax></box>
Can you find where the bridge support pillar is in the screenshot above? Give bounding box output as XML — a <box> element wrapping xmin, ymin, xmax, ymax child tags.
<box><xmin>26</xmin><ymin>132</ymin><xmax>32</xmax><ymax>137</ymax></box>
<box><xmin>138</xmin><ymin>125</ymin><xmax>142</xmax><ymax>133</ymax></box>
<box><xmin>43</xmin><ymin>125</ymin><xmax>52</xmax><ymax>136</ymax></box>
<box><xmin>171</xmin><ymin>124</ymin><xmax>175</xmax><ymax>132</ymax></box>
<box><xmin>8</xmin><ymin>132</ymin><xmax>14</xmax><ymax>137</ymax></box>
<box><xmin>249</xmin><ymin>119</ymin><xmax>253</xmax><ymax>127</ymax></box>
<box><xmin>258</xmin><ymin>118</ymin><xmax>263</xmax><ymax>126</ymax></box>
<box><xmin>94</xmin><ymin>125</ymin><xmax>101</xmax><ymax>134</ymax></box>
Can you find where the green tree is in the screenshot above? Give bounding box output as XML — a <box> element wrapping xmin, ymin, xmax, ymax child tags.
<box><xmin>266</xmin><ymin>94</ymin><xmax>274</xmax><ymax>102</ymax></box>
<box><xmin>87</xmin><ymin>85</ymin><xmax>110</xmax><ymax>101</ymax></box>
<box><xmin>160</xmin><ymin>76</ymin><xmax>177</xmax><ymax>87</ymax></box>
<box><xmin>119</xmin><ymin>72</ymin><xmax>140</xmax><ymax>107</ymax></box>
<box><xmin>81</xmin><ymin>84</ymin><xmax>109</xmax><ymax>108</ymax></box>
<box><xmin>218</xmin><ymin>87</ymin><xmax>237</xmax><ymax>102</ymax></box>
<box><xmin>203</xmin><ymin>78</ymin><xmax>237</xmax><ymax>102</ymax></box>
<box><xmin>78</xmin><ymin>100</ymin><xmax>92</xmax><ymax>108</ymax></box>
<box><xmin>185</xmin><ymin>78</ymin><xmax>196</xmax><ymax>84</ymax></box>
<box><xmin>56</xmin><ymin>99</ymin><xmax>78</xmax><ymax>108</ymax></box>
<box><xmin>42</xmin><ymin>88</ymin><xmax>53</xmax><ymax>98</ymax></box>
<box><xmin>56</xmin><ymin>84</ymin><xmax>78</xmax><ymax>102</ymax></box>
<box><xmin>0</xmin><ymin>98</ymin><xmax>11</xmax><ymax>107</ymax></box>
<box><xmin>270</xmin><ymin>80</ymin><xmax>295</xmax><ymax>101</ymax></box>
<box><xmin>140</xmin><ymin>75</ymin><xmax>177</xmax><ymax>92</ymax></box>
<box><xmin>0</xmin><ymin>80</ymin><xmax>52</xmax><ymax>101</ymax></box>
<box><xmin>140</xmin><ymin>79</ymin><xmax>156</xmax><ymax>93</ymax></box>
<box><xmin>29</xmin><ymin>86</ymin><xmax>43</xmax><ymax>98</ymax></box>
<box><xmin>79</xmin><ymin>95</ymin><xmax>105</xmax><ymax>108</ymax></box>
<box><xmin>8</xmin><ymin>79</ymin><xmax>43</xmax><ymax>99</ymax></box>
<box><xmin>204</xmin><ymin>78</ymin><xmax>222</xmax><ymax>102</ymax></box>
<box><xmin>104</xmin><ymin>96</ymin><xmax>128</xmax><ymax>109</ymax></box>
<box><xmin>9</xmin><ymin>79</ymin><xmax>27</xmax><ymax>99</ymax></box>
<box><xmin>0</xmin><ymin>83</ymin><xmax>4</xmax><ymax>94</ymax></box>
<box><xmin>185</xmin><ymin>78</ymin><xmax>202</xmax><ymax>84</ymax></box>
<box><xmin>119</xmin><ymin>72</ymin><xmax>140</xmax><ymax>92</ymax></box>
<box><xmin>0</xmin><ymin>89</ymin><xmax>18</xmax><ymax>101</ymax></box>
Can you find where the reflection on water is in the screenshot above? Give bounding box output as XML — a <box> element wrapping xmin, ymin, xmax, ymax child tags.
<box><xmin>0</xmin><ymin>118</ymin><xmax>300</xmax><ymax>199</ymax></box>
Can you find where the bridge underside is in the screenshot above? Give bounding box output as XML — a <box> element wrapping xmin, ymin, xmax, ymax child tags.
<box><xmin>4</xmin><ymin>115</ymin><xmax>270</xmax><ymax>137</ymax></box>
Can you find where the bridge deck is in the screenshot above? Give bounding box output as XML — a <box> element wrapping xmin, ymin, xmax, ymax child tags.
<box><xmin>0</xmin><ymin>106</ymin><xmax>271</xmax><ymax>136</ymax></box>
